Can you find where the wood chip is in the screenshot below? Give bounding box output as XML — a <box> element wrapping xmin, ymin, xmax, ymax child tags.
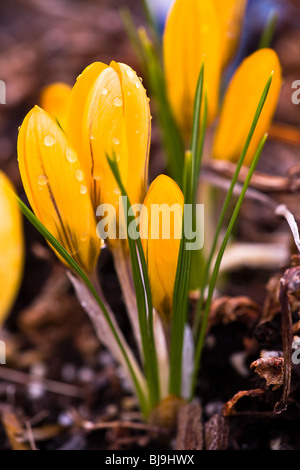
<box><xmin>204</xmin><ymin>414</ymin><xmax>229</xmax><ymax>450</ymax></box>
<box><xmin>175</xmin><ymin>402</ymin><xmax>203</xmax><ymax>450</ymax></box>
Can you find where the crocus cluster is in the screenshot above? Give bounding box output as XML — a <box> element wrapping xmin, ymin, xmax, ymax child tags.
<box><xmin>17</xmin><ymin>0</ymin><xmax>283</xmax><ymax>330</ymax></box>
<box><xmin>13</xmin><ymin>0</ymin><xmax>284</xmax><ymax>417</ymax></box>
<box><xmin>163</xmin><ymin>0</ymin><xmax>282</xmax><ymax>165</ymax></box>
<box><xmin>17</xmin><ymin>60</ymin><xmax>183</xmax><ymax>322</ymax></box>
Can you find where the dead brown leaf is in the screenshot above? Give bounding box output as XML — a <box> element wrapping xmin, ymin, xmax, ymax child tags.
<box><xmin>250</xmin><ymin>357</ymin><xmax>284</xmax><ymax>389</ymax></box>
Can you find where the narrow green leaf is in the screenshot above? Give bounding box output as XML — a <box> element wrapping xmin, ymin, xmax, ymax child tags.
<box><xmin>191</xmin><ymin>133</ymin><xmax>268</xmax><ymax>398</ymax></box>
<box><xmin>140</xmin><ymin>0</ymin><xmax>162</xmax><ymax>56</ymax></box>
<box><xmin>169</xmin><ymin>150</ymin><xmax>193</xmax><ymax>396</ymax></box>
<box><xmin>120</xmin><ymin>8</ymin><xmax>148</xmax><ymax>72</ymax></box>
<box><xmin>259</xmin><ymin>10</ymin><xmax>278</xmax><ymax>49</ymax></box>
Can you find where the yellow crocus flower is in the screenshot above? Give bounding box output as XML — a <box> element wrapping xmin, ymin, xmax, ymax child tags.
<box><xmin>0</xmin><ymin>172</ymin><xmax>24</xmax><ymax>325</ymax></box>
<box><xmin>17</xmin><ymin>106</ymin><xmax>100</xmax><ymax>275</ymax></box>
<box><xmin>40</xmin><ymin>82</ymin><xmax>72</xmax><ymax>130</ymax></box>
<box><xmin>212</xmin><ymin>48</ymin><xmax>282</xmax><ymax>166</ymax></box>
<box><xmin>66</xmin><ymin>61</ymin><xmax>151</xmax><ymax>217</ymax></box>
<box><xmin>140</xmin><ymin>175</ymin><xmax>184</xmax><ymax>323</ymax></box>
<box><xmin>213</xmin><ymin>0</ymin><xmax>248</xmax><ymax>69</ymax></box>
<box><xmin>163</xmin><ymin>0</ymin><xmax>222</xmax><ymax>141</ymax></box>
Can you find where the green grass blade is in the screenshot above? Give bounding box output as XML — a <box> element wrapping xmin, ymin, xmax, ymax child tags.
<box><xmin>191</xmin><ymin>133</ymin><xmax>268</xmax><ymax>399</ymax></box>
<box><xmin>259</xmin><ymin>10</ymin><xmax>278</xmax><ymax>49</ymax></box>
<box><xmin>120</xmin><ymin>8</ymin><xmax>148</xmax><ymax>71</ymax></box>
<box><xmin>106</xmin><ymin>154</ymin><xmax>160</xmax><ymax>408</ymax></box>
<box><xmin>193</xmin><ymin>73</ymin><xmax>273</xmax><ymax>338</ymax></box>
<box><xmin>140</xmin><ymin>0</ymin><xmax>162</xmax><ymax>55</ymax></box>
<box><xmin>190</xmin><ymin>64</ymin><xmax>204</xmax><ymax>170</ymax></box>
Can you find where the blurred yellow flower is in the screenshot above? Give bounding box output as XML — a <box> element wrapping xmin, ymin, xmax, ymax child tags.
<box><xmin>163</xmin><ymin>0</ymin><xmax>222</xmax><ymax>141</ymax></box>
<box><xmin>40</xmin><ymin>82</ymin><xmax>72</xmax><ymax>130</ymax></box>
<box><xmin>18</xmin><ymin>106</ymin><xmax>100</xmax><ymax>275</ymax></box>
<box><xmin>140</xmin><ymin>175</ymin><xmax>184</xmax><ymax>323</ymax></box>
<box><xmin>0</xmin><ymin>172</ymin><xmax>24</xmax><ymax>325</ymax></box>
<box><xmin>66</xmin><ymin>61</ymin><xmax>151</xmax><ymax>217</ymax></box>
<box><xmin>213</xmin><ymin>48</ymin><xmax>282</xmax><ymax>165</ymax></box>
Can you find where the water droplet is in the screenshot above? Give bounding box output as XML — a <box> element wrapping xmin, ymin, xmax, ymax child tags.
<box><xmin>127</xmin><ymin>91</ymin><xmax>131</xmax><ymax>96</ymax></box>
<box><xmin>136</xmin><ymin>130</ymin><xmax>140</xmax><ymax>134</ymax></box>
<box><xmin>76</xmin><ymin>169</ymin><xmax>84</xmax><ymax>182</ymax></box>
<box><xmin>37</xmin><ymin>174</ymin><xmax>48</xmax><ymax>186</ymax></box>
<box><xmin>80</xmin><ymin>184</ymin><xmax>88</xmax><ymax>195</ymax></box>
<box><xmin>102</xmin><ymin>88</ymin><xmax>108</xmax><ymax>96</ymax></box>
<box><xmin>138</xmin><ymin>77</ymin><xmax>143</xmax><ymax>83</ymax></box>
<box><xmin>44</xmin><ymin>135</ymin><xmax>55</xmax><ymax>147</ymax></box>
<box><xmin>66</xmin><ymin>148</ymin><xmax>77</xmax><ymax>163</ymax></box>
<box><xmin>135</xmin><ymin>81</ymin><xmax>140</xmax><ymax>89</ymax></box>
<box><xmin>112</xmin><ymin>137</ymin><xmax>120</xmax><ymax>145</ymax></box>
<box><xmin>113</xmin><ymin>187</ymin><xmax>121</xmax><ymax>195</ymax></box>
<box><xmin>80</xmin><ymin>232</ymin><xmax>89</xmax><ymax>241</ymax></box>
<box><xmin>90</xmin><ymin>134</ymin><xmax>95</xmax><ymax>140</ymax></box>
<box><xmin>113</xmin><ymin>97</ymin><xmax>123</xmax><ymax>107</ymax></box>
<box><xmin>93</xmin><ymin>168</ymin><xmax>102</xmax><ymax>181</ymax></box>
<box><xmin>126</xmin><ymin>69</ymin><xmax>135</xmax><ymax>79</ymax></box>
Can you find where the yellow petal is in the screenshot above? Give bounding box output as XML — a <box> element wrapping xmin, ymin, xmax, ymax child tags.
<box><xmin>0</xmin><ymin>172</ymin><xmax>24</xmax><ymax>325</ymax></box>
<box><xmin>163</xmin><ymin>0</ymin><xmax>222</xmax><ymax>141</ymax></box>
<box><xmin>140</xmin><ymin>175</ymin><xmax>184</xmax><ymax>322</ymax></box>
<box><xmin>117</xmin><ymin>63</ymin><xmax>150</xmax><ymax>207</ymax></box>
<box><xmin>66</xmin><ymin>62</ymin><xmax>108</xmax><ymax>171</ymax></box>
<box><xmin>213</xmin><ymin>0</ymin><xmax>247</xmax><ymax>69</ymax></box>
<box><xmin>18</xmin><ymin>106</ymin><xmax>100</xmax><ymax>274</ymax></box>
<box><xmin>40</xmin><ymin>82</ymin><xmax>72</xmax><ymax>130</ymax></box>
<box><xmin>67</xmin><ymin>61</ymin><xmax>150</xmax><ymax>232</ymax></box>
<box><xmin>212</xmin><ymin>48</ymin><xmax>282</xmax><ymax>166</ymax></box>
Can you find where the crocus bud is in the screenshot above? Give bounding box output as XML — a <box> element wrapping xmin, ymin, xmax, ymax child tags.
<box><xmin>163</xmin><ymin>0</ymin><xmax>222</xmax><ymax>141</ymax></box>
<box><xmin>17</xmin><ymin>106</ymin><xmax>100</xmax><ymax>274</ymax></box>
<box><xmin>0</xmin><ymin>172</ymin><xmax>24</xmax><ymax>324</ymax></box>
<box><xmin>213</xmin><ymin>0</ymin><xmax>247</xmax><ymax>69</ymax></box>
<box><xmin>40</xmin><ymin>82</ymin><xmax>72</xmax><ymax>130</ymax></box>
<box><xmin>66</xmin><ymin>61</ymin><xmax>151</xmax><ymax>219</ymax></box>
<box><xmin>140</xmin><ymin>175</ymin><xmax>184</xmax><ymax>323</ymax></box>
<box><xmin>212</xmin><ymin>48</ymin><xmax>282</xmax><ymax>166</ymax></box>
